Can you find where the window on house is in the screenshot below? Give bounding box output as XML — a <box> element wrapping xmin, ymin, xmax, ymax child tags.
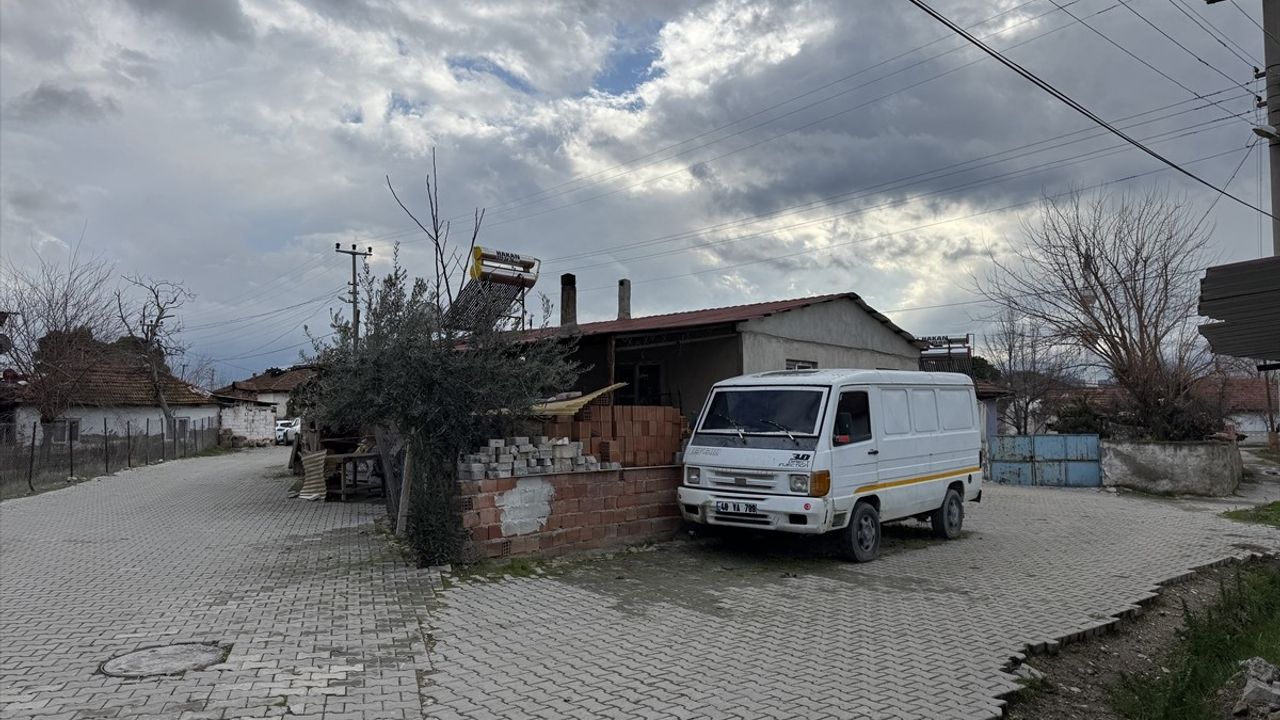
<box><xmin>45</xmin><ymin>419</ymin><xmax>80</xmax><ymax>443</ymax></box>
<box><xmin>785</xmin><ymin>359</ymin><xmax>818</xmax><ymax>370</ymax></box>
<box><xmin>833</xmin><ymin>390</ymin><xmax>872</xmax><ymax>446</ymax></box>
<box><xmin>615</xmin><ymin>363</ymin><xmax>663</xmax><ymax>405</ymax></box>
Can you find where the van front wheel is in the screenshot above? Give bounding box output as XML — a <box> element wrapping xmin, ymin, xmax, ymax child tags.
<box><xmin>931</xmin><ymin>487</ymin><xmax>964</xmax><ymax>539</ymax></box>
<box><xmin>842</xmin><ymin>502</ymin><xmax>881</xmax><ymax>562</ymax></box>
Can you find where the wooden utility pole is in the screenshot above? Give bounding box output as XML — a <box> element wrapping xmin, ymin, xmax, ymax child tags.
<box><xmin>334</xmin><ymin>243</ymin><xmax>373</xmax><ymax>350</ymax></box>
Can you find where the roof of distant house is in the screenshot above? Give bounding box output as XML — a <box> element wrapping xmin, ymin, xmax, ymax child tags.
<box><xmin>4</xmin><ymin>356</ymin><xmax>210</xmax><ymax>408</ymax></box>
<box><xmin>1047</xmin><ymin>376</ymin><xmax>1277</xmax><ymax>413</ymax></box>
<box><xmin>527</xmin><ymin>293</ymin><xmax>925</xmax><ymax>348</ymax></box>
<box><xmin>215</xmin><ymin>366</ymin><xmax>317</xmax><ymax>396</ymax></box>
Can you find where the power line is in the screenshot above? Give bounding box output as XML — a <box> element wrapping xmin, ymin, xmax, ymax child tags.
<box><xmin>183</xmin><ymin>289</ymin><xmax>340</xmax><ymax>332</ymax></box>
<box><xmin>541</xmin><ymin>88</ymin><xmax>1249</xmax><ymax>266</ymax></box>
<box><xmin>906</xmin><ymin>0</ymin><xmax>1273</xmax><ymax>219</ymax></box>
<box><xmin>1169</xmin><ymin>0</ymin><xmax>1260</xmax><ymax>67</ymax></box>
<box><xmin>1231</xmin><ymin>0</ymin><xmax>1280</xmax><ymax>47</ymax></box>
<box><xmin>561</xmin><ymin>118</ymin><xmax>1243</xmax><ymax>278</ymax></box>
<box><xmin>1046</xmin><ymin>0</ymin><xmax>1248</xmax><ymax>120</ymax></box>
<box><xmin>470</xmin><ymin>3</ymin><xmax>1129</xmax><ymax>233</ymax></box>
<box><xmin>1193</xmin><ymin>138</ymin><xmax>1258</xmax><ymax>231</ymax></box>
<box><xmin>573</xmin><ymin>143</ymin><xmax>1248</xmax><ymax>294</ymax></box>
<box><xmin>1119</xmin><ymin>1</ymin><xmax>1254</xmax><ymax>92</ymax></box>
<box><xmin>368</xmin><ymin>0</ymin><xmax>1101</xmax><ymax>247</ymax></box>
<box><xmin>476</xmin><ymin>0</ymin><xmax>1058</xmax><ymax>218</ymax></box>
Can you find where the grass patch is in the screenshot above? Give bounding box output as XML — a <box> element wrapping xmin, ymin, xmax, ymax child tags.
<box><xmin>457</xmin><ymin>557</ymin><xmax>549</xmax><ymax>581</ymax></box>
<box><xmin>1223</xmin><ymin>502</ymin><xmax>1280</xmax><ymax>528</ymax></box>
<box><xmin>1109</xmin><ymin>562</ymin><xmax>1280</xmax><ymax>720</ymax></box>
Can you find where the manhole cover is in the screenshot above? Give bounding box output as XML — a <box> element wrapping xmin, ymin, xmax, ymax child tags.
<box><xmin>100</xmin><ymin>642</ymin><xmax>229</xmax><ymax>677</ymax></box>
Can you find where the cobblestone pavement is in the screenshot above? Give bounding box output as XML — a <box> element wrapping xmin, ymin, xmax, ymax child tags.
<box><xmin>0</xmin><ymin>448</ymin><xmax>437</xmax><ymax>720</ymax></box>
<box><xmin>3</xmin><ymin>450</ymin><xmax>1279</xmax><ymax>720</ymax></box>
<box><xmin>423</xmin><ymin>483</ymin><xmax>1280</xmax><ymax>720</ymax></box>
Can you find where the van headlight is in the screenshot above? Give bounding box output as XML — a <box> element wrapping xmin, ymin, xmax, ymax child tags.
<box><xmin>789</xmin><ymin>473</ymin><xmax>809</xmax><ymax>493</ymax></box>
<box><xmin>685</xmin><ymin>467</ymin><xmax>701</xmax><ymax>485</ymax></box>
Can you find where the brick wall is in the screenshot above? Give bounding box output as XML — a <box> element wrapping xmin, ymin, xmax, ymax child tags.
<box><xmin>542</xmin><ymin>405</ymin><xmax>689</xmax><ymax>467</ymax></box>
<box><xmin>459</xmin><ymin>466</ymin><xmax>683</xmax><ymax>559</ymax></box>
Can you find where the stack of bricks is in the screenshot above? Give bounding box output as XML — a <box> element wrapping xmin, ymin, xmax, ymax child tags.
<box><xmin>542</xmin><ymin>405</ymin><xmax>689</xmax><ymax>468</ymax></box>
<box><xmin>456</xmin><ymin>436</ymin><xmax>623</xmax><ymax>481</ymax></box>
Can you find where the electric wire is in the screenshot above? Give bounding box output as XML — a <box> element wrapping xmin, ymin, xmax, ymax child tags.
<box><xmin>1169</xmin><ymin>0</ymin><xmax>1260</xmax><ymax>67</ymax></box>
<box><xmin>907</xmin><ymin>0</ymin><xmax>1273</xmax><ymax>219</ymax></box>
<box><xmin>1119</xmin><ymin>1</ymin><xmax>1254</xmax><ymax>92</ymax></box>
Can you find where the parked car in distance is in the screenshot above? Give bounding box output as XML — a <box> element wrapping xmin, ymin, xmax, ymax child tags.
<box><xmin>678</xmin><ymin>369</ymin><xmax>983</xmax><ymax>562</ymax></box>
<box><xmin>275</xmin><ymin>418</ymin><xmax>300</xmax><ymax>445</ymax></box>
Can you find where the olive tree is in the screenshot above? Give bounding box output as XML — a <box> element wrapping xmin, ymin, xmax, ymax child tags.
<box><xmin>302</xmin><ymin>152</ymin><xmax>577</xmax><ymax>565</ymax></box>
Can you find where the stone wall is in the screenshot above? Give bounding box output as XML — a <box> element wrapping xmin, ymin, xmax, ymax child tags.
<box><xmin>219</xmin><ymin>404</ymin><xmax>275</xmax><ymax>445</ymax></box>
<box><xmin>459</xmin><ymin>466</ymin><xmax>683</xmax><ymax>559</ymax></box>
<box><xmin>1100</xmin><ymin>440</ymin><xmax>1242</xmax><ymax>496</ymax></box>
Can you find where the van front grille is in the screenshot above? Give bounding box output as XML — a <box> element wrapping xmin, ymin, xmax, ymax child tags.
<box><xmin>711</xmin><ymin>510</ymin><xmax>772</xmax><ymax>526</ymax></box>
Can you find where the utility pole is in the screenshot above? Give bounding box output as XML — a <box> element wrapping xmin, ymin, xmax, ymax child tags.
<box><xmin>1209</xmin><ymin>0</ymin><xmax>1280</xmax><ymax>255</ymax></box>
<box><xmin>335</xmin><ymin>243</ymin><xmax>373</xmax><ymax>351</ymax></box>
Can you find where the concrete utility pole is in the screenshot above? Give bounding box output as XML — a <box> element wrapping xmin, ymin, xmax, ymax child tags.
<box><xmin>334</xmin><ymin>243</ymin><xmax>373</xmax><ymax>351</ymax></box>
<box><xmin>1211</xmin><ymin>0</ymin><xmax>1280</xmax><ymax>254</ymax></box>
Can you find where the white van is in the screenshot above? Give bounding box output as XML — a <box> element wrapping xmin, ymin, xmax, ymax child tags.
<box><xmin>677</xmin><ymin>369</ymin><xmax>983</xmax><ymax>562</ymax></box>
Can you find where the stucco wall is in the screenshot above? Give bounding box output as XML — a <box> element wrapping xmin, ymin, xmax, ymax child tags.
<box><xmin>255</xmin><ymin>392</ymin><xmax>290</xmax><ymax>418</ymax></box>
<box><xmin>1100</xmin><ymin>440</ymin><xmax>1242</xmax><ymax>496</ymax></box>
<box><xmin>219</xmin><ymin>404</ymin><xmax>276</xmax><ymax>444</ymax></box>
<box><xmin>10</xmin><ymin>404</ymin><xmax>221</xmax><ymax>444</ymax></box>
<box><xmin>738</xmin><ymin>297</ymin><xmax>920</xmax><ymax>375</ymax></box>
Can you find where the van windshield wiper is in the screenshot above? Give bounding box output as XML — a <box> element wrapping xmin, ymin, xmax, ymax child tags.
<box><xmin>757</xmin><ymin>419</ymin><xmax>796</xmax><ymax>443</ymax></box>
<box><xmin>713</xmin><ymin>411</ymin><xmax>746</xmax><ymax>441</ymax></box>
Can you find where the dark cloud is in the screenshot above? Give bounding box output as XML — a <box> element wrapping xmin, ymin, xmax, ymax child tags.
<box><xmin>118</xmin><ymin>0</ymin><xmax>253</xmax><ymax>42</ymax></box>
<box><xmin>5</xmin><ymin>82</ymin><xmax>121</xmax><ymax>122</ymax></box>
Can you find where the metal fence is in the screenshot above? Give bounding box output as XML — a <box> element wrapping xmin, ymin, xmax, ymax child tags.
<box><xmin>0</xmin><ymin>418</ymin><xmax>220</xmax><ymax>495</ymax></box>
<box><xmin>989</xmin><ymin>433</ymin><xmax>1102</xmax><ymax>487</ymax></box>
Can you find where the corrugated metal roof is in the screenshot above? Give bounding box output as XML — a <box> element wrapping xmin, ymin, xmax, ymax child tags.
<box><xmin>527</xmin><ymin>292</ymin><xmax>925</xmax><ymax>348</ymax></box>
<box><xmin>1198</xmin><ymin>256</ymin><xmax>1280</xmax><ymax>361</ymax></box>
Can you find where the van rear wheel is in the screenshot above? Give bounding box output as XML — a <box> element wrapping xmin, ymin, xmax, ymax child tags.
<box><xmin>931</xmin><ymin>487</ymin><xmax>964</xmax><ymax>539</ymax></box>
<box><xmin>842</xmin><ymin>502</ymin><xmax>880</xmax><ymax>562</ymax></box>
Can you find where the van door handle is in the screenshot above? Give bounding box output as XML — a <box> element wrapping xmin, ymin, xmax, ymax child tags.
<box><xmin>867</xmin><ymin>449</ymin><xmax>879</xmax><ymax>455</ymax></box>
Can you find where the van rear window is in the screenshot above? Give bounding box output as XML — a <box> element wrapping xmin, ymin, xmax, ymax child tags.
<box><xmin>701</xmin><ymin>389</ymin><xmax>825</xmax><ymax>436</ymax></box>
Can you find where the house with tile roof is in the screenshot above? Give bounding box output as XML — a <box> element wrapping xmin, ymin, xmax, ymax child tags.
<box><xmin>213</xmin><ymin>365</ymin><xmax>316</xmax><ymax>418</ymax></box>
<box><xmin>548</xmin><ymin>275</ymin><xmax>926</xmax><ymax>419</ymax></box>
<box><xmin>0</xmin><ymin>351</ymin><xmax>220</xmax><ymax>448</ymax></box>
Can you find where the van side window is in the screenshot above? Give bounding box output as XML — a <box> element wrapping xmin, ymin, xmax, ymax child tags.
<box><xmin>832</xmin><ymin>391</ymin><xmax>872</xmax><ymax>445</ymax></box>
<box><xmin>910</xmin><ymin>389</ymin><xmax>939</xmax><ymax>433</ymax></box>
<box><xmin>881</xmin><ymin>389</ymin><xmax>911</xmax><ymax>435</ymax></box>
<box><xmin>938</xmin><ymin>389</ymin><xmax>974</xmax><ymax>430</ymax></box>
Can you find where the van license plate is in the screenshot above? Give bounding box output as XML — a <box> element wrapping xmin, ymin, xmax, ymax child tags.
<box><xmin>715</xmin><ymin>501</ymin><xmax>758</xmax><ymax>514</ymax></box>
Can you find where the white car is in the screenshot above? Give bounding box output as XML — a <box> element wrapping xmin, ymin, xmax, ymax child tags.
<box><xmin>275</xmin><ymin>418</ymin><xmax>300</xmax><ymax>445</ymax></box>
<box><xmin>678</xmin><ymin>369</ymin><xmax>983</xmax><ymax>562</ymax></box>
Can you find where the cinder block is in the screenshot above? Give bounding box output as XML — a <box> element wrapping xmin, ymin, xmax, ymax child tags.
<box><xmin>487</xmin><ymin>439</ymin><xmax>505</xmax><ymax>449</ymax></box>
<box><xmin>511</xmin><ymin>436</ymin><xmax>529</xmax><ymax>445</ymax></box>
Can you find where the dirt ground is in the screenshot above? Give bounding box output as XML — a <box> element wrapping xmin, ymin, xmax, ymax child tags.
<box><xmin>1004</xmin><ymin>558</ymin><xmax>1278</xmax><ymax>720</ymax></box>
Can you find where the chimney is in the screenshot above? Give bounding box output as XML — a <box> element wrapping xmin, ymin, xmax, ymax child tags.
<box><xmin>560</xmin><ymin>273</ymin><xmax>577</xmax><ymax>328</ymax></box>
<box><xmin>617</xmin><ymin>278</ymin><xmax>631</xmax><ymax>320</ymax></box>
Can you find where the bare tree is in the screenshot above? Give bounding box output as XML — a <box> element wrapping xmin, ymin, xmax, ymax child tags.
<box><xmin>982</xmin><ymin>309</ymin><xmax>1078</xmax><ymax>434</ymax></box>
<box><xmin>0</xmin><ymin>248</ymin><xmax>121</xmax><ymax>422</ymax></box>
<box><xmin>115</xmin><ymin>276</ymin><xmax>194</xmax><ymax>427</ymax></box>
<box><xmin>980</xmin><ymin>188</ymin><xmax>1213</xmax><ymax>439</ymax></box>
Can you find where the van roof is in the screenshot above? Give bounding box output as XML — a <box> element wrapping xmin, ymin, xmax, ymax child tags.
<box><xmin>715</xmin><ymin>369</ymin><xmax>976</xmax><ymax>388</ymax></box>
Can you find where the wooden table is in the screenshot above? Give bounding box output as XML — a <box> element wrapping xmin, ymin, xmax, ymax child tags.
<box><xmin>333</xmin><ymin>452</ymin><xmax>383</xmax><ymax>501</ymax></box>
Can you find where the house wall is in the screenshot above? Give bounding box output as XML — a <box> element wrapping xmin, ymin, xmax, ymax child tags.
<box><xmin>9</xmin><ymin>404</ymin><xmax>221</xmax><ymax>445</ymax></box>
<box><xmin>255</xmin><ymin>392</ymin><xmax>290</xmax><ymax>418</ymax></box>
<box><xmin>1227</xmin><ymin>412</ymin><xmax>1273</xmax><ymax>445</ymax></box>
<box><xmin>220</xmin><ymin>404</ymin><xmax>276</xmax><ymax>444</ymax></box>
<box><xmin>738</xmin><ymin>298</ymin><xmax>920</xmax><ymax>374</ymax></box>
<box><xmin>616</xmin><ymin>334</ymin><xmax>742</xmax><ymax>419</ymax></box>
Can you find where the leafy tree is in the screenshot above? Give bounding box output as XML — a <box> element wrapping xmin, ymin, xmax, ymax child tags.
<box><xmin>302</xmin><ymin>153</ymin><xmax>577</xmax><ymax>565</ymax></box>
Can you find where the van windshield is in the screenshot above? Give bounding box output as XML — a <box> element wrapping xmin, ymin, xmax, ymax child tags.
<box><xmin>700</xmin><ymin>388</ymin><xmax>825</xmax><ymax>436</ymax></box>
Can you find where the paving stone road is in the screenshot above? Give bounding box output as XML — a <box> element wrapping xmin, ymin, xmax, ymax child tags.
<box><xmin>0</xmin><ymin>449</ymin><xmax>437</xmax><ymax>720</ymax></box>
<box><xmin>2</xmin><ymin>449</ymin><xmax>1278</xmax><ymax>720</ymax></box>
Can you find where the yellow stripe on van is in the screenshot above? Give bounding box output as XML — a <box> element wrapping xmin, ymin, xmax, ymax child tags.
<box><xmin>854</xmin><ymin>467</ymin><xmax>981</xmax><ymax>494</ymax></box>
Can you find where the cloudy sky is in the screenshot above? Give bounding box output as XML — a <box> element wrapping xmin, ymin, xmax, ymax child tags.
<box><xmin>0</xmin><ymin>0</ymin><xmax>1272</xmax><ymax>383</ymax></box>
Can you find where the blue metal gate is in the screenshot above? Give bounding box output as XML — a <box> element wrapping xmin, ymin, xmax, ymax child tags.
<box><xmin>989</xmin><ymin>434</ymin><xmax>1101</xmax><ymax>487</ymax></box>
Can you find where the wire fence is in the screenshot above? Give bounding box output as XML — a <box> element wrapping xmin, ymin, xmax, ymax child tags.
<box><xmin>0</xmin><ymin>417</ymin><xmax>221</xmax><ymax>497</ymax></box>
